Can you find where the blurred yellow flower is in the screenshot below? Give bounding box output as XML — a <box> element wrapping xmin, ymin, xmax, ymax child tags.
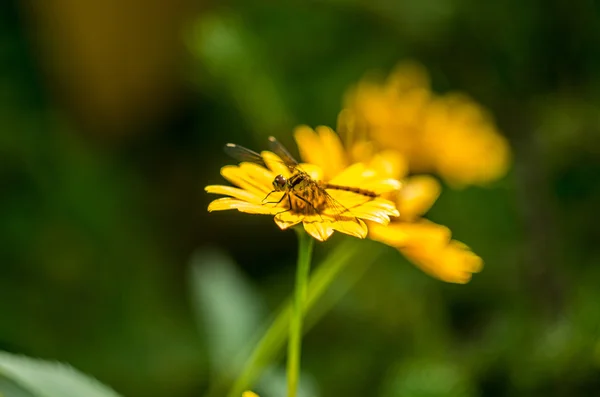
<box><xmin>206</xmin><ymin>141</ymin><xmax>400</xmax><ymax>241</ymax></box>
<box><xmin>295</xmin><ymin>126</ymin><xmax>483</xmax><ymax>283</ymax></box>
<box><xmin>242</xmin><ymin>392</ymin><xmax>260</xmax><ymax>397</ymax></box>
<box><xmin>340</xmin><ymin>61</ymin><xmax>511</xmax><ymax>187</ymax></box>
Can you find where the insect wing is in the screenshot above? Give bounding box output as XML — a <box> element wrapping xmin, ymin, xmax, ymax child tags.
<box><xmin>267</xmin><ymin>136</ymin><xmax>299</xmax><ymax>172</ymax></box>
<box><xmin>223</xmin><ymin>143</ymin><xmax>267</xmax><ymax>168</ymax></box>
<box><xmin>309</xmin><ymin>181</ymin><xmax>358</xmax><ymax>222</ymax></box>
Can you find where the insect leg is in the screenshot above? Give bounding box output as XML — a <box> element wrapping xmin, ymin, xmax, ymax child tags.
<box><xmin>292</xmin><ymin>192</ymin><xmax>324</xmax><ymax>221</ymax></box>
<box><xmin>263</xmin><ymin>190</ymin><xmax>286</xmax><ymax>205</ymax></box>
<box><xmin>262</xmin><ymin>190</ymin><xmax>276</xmax><ymax>203</ymax></box>
<box><xmin>274</xmin><ymin>193</ymin><xmax>293</xmax><ymax>216</ymax></box>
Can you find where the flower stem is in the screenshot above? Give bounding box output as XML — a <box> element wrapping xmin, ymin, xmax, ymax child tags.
<box><xmin>287</xmin><ymin>229</ymin><xmax>314</xmax><ymax>397</ymax></box>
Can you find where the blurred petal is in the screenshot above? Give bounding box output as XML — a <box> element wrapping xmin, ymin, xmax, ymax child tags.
<box><xmin>367</xmin><ymin>149</ymin><xmax>409</xmax><ymax>180</ymax></box>
<box><xmin>368</xmin><ymin>220</ymin><xmax>451</xmax><ymax>247</ymax></box>
<box><xmin>298</xmin><ymin>163</ymin><xmax>324</xmax><ymax>181</ymax></box>
<box><xmin>329</xmin><ymin>163</ymin><xmax>368</xmax><ymax>186</ymax></box>
<box><xmin>400</xmin><ymin>239</ymin><xmax>483</xmax><ymax>284</ymax></box>
<box><xmin>315</xmin><ymin>125</ymin><xmax>348</xmax><ymax>179</ymax></box>
<box><xmin>360</xmin><ymin>178</ymin><xmax>402</xmax><ymax>195</ymax></box>
<box><xmin>397</xmin><ymin>175</ymin><xmax>441</xmax><ymax>221</ymax></box>
<box><xmin>294</xmin><ymin>125</ymin><xmax>348</xmax><ymax>180</ymax></box>
<box><xmin>295</xmin><ymin>125</ymin><xmax>326</xmax><ymax>169</ymax></box>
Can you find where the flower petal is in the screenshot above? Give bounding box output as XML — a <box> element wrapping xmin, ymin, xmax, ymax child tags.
<box><xmin>205</xmin><ymin>185</ymin><xmax>262</xmax><ymax>203</ymax></box>
<box><xmin>294</xmin><ymin>125</ymin><xmax>348</xmax><ymax>181</ymax></box>
<box><xmin>368</xmin><ymin>219</ymin><xmax>451</xmax><ymax>247</ymax></box>
<box><xmin>208</xmin><ymin>198</ymin><xmax>277</xmax><ymax>214</ymax></box>
<box><xmin>274</xmin><ymin>211</ymin><xmax>303</xmax><ymax>230</ymax></box>
<box><xmin>360</xmin><ymin>178</ymin><xmax>402</xmax><ymax>195</ymax></box>
<box><xmin>239</xmin><ymin>162</ymin><xmax>276</xmax><ymax>187</ymax></box>
<box><xmin>400</xmin><ymin>239</ymin><xmax>483</xmax><ymax>284</ymax></box>
<box><xmin>331</xmin><ymin>218</ymin><xmax>367</xmax><ymax>239</ymax></box>
<box><xmin>350</xmin><ymin>199</ymin><xmax>399</xmax><ymax>224</ymax></box>
<box><xmin>295</xmin><ymin>125</ymin><xmax>327</xmax><ymax>170</ymax></box>
<box><xmin>316</xmin><ymin>125</ymin><xmax>348</xmax><ymax>179</ymax></box>
<box><xmin>397</xmin><ymin>175</ymin><xmax>441</xmax><ymax>221</ymax></box>
<box><xmin>369</xmin><ymin>219</ymin><xmax>482</xmax><ymax>283</ymax></box>
<box><xmin>367</xmin><ymin>149</ymin><xmax>409</xmax><ymax>180</ymax></box>
<box><xmin>303</xmin><ymin>221</ymin><xmax>334</xmax><ymax>241</ymax></box>
<box><xmin>221</xmin><ymin>165</ymin><xmax>271</xmax><ymax>197</ymax></box>
<box><xmin>328</xmin><ymin>163</ymin><xmax>368</xmax><ymax>186</ymax></box>
<box><xmin>262</xmin><ymin>151</ymin><xmax>291</xmax><ymax>178</ymax></box>
<box><xmin>297</xmin><ymin>163</ymin><xmax>324</xmax><ymax>181</ymax></box>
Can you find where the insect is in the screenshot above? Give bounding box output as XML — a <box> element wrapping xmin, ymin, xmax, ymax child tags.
<box><xmin>224</xmin><ymin>136</ymin><xmax>378</xmax><ymax>222</ymax></box>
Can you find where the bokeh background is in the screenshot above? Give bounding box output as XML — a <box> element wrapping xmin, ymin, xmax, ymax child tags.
<box><xmin>2</xmin><ymin>0</ymin><xmax>600</xmax><ymax>396</ymax></box>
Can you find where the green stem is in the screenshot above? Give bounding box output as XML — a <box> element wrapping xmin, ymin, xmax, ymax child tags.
<box><xmin>287</xmin><ymin>229</ymin><xmax>314</xmax><ymax>397</ymax></box>
<box><xmin>215</xmin><ymin>239</ymin><xmax>381</xmax><ymax>397</ymax></box>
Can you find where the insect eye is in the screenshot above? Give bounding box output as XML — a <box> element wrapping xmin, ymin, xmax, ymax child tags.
<box><xmin>273</xmin><ymin>174</ymin><xmax>287</xmax><ymax>190</ymax></box>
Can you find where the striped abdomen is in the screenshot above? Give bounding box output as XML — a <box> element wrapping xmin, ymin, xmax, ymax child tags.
<box><xmin>322</xmin><ymin>183</ymin><xmax>377</xmax><ymax>197</ymax></box>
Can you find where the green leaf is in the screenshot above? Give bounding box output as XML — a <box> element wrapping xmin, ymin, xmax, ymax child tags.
<box><xmin>189</xmin><ymin>248</ymin><xmax>266</xmax><ymax>375</ymax></box>
<box><xmin>0</xmin><ymin>351</ymin><xmax>121</xmax><ymax>397</ymax></box>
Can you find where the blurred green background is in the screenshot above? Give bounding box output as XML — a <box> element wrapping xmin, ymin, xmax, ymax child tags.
<box><xmin>1</xmin><ymin>0</ymin><xmax>600</xmax><ymax>396</ymax></box>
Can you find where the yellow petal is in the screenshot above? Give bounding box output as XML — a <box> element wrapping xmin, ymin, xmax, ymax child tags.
<box><xmin>325</xmin><ymin>188</ymin><xmax>374</xmax><ymax>209</ymax></box>
<box><xmin>329</xmin><ymin>163</ymin><xmax>368</xmax><ymax>186</ymax></box>
<box><xmin>242</xmin><ymin>392</ymin><xmax>260</xmax><ymax>397</ymax></box>
<box><xmin>370</xmin><ymin>218</ymin><xmax>482</xmax><ymax>284</ymax></box>
<box><xmin>368</xmin><ymin>220</ymin><xmax>451</xmax><ymax>247</ymax></box>
<box><xmin>331</xmin><ymin>218</ymin><xmax>367</xmax><ymax>239</ymax></box>
<box><xmin>298</xmin><ymin>163</ymin><xmax>324</xmax><ymax>181</ymax></box>
<box><xmin>239</xmin><ymin>162</ymin><xmax>277</xmax><ymax>187</ymax></box>
<box><xmin>348</xmin><ymin>139</ymin><xmax>375</xmax><ymax>164</ymax></box>
<box><xmin>207</xmin><ymin>197</ymin><xmax>240</xmax><ymax>212</ymax></box>
<box><xmin>360</xmin><ymin>178</ymin><xmax>402</xmax><ymax>195</ymax></box>
<box><xmin>221</xmin><ymin>165</ymin><xmax>271</xmax><ymax>197</ymax></box>
<box><xmin>294</xmin><ymin>125</ymin><xmax>349</xmax><ymax>181</ymax></box>
<box><xmin>367</xmin><ymin>149</ymin><xmax>409</xmax><ymax>180</ymax></box>
<box><xmin>294</xmin><ymin>125</ymin><xmax>327</xmax><ymax>170</ymax></box>
<box><xmin>315</xmin><ymin>125</ymin><xmax>348</xmax><ymax>179</ymax></box>
<box><xmin>400</xmin><ymin>239</ymin><xmax>483</xmax><ymax>284</ymax></box>
<box><xmin>328</xmin><ymin>163</ymin><xmax>401</xmax><ymax>196</ymax></box>
<box><xmin>397</xmin><ymin>175</ymin><xmax>441</xmax><ymax>221</ymax></box>
<box><xmin>274</xmin><ymin>211</ymin><xmax>303</xmax><ymax>230</ymax></box>
<box><xmin>347</xmin><ymin>199</ymin><xmax>399</xmax><ymax>224</ymax></box>
<box><xmin>303</xmin><ymin>220</ymin><xmax>334</xmax><ymax>241</ymax></box>
<box><xmin>207</xmin><ymin>198</ymin><xmax>276</xmax><ymax>214</ymax></box>
<box><xmin>262</xmin><ymin>151</ymin><xmax>291</xmax><ymax>178</ymax></box>
<box><xmin>205</xmin><ymin>185</ymin><xmax>262</xmax><ymax>203</ymax></box>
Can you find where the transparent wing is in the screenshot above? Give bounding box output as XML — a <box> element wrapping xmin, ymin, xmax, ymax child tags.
<box><xmin>308</xmin><ymin>181</ymin><xmax>359</xmax><ymax>222</ymax></box>
<box><xmin>268</xmin><ymin>136</ymin><xmax>299</xmax><ymax>172</ymax></box>
<box><xmin>223</xmin><ymin>143</ymin><xmax>267</xmax><ymax>168</ymax></box>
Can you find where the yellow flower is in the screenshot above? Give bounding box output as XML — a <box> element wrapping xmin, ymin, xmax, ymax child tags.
<box><xmin>341</xmin><ymin>61</ymin><xmax>511</xmax><ymax>187</ymax></box>
<box><xmin>206</xmin><ymin>142</ymin><xmax>401</xmax><ymax>242</ymax></box>
<box><xmin>242</xmin><ymin>392</ymin><xmax>260</xmax><ymax>397</ymax></box>
<box><xmin>295</xmin><ymin>126</ymin><xmax>483</xmax><ymax>283</ymax></box>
